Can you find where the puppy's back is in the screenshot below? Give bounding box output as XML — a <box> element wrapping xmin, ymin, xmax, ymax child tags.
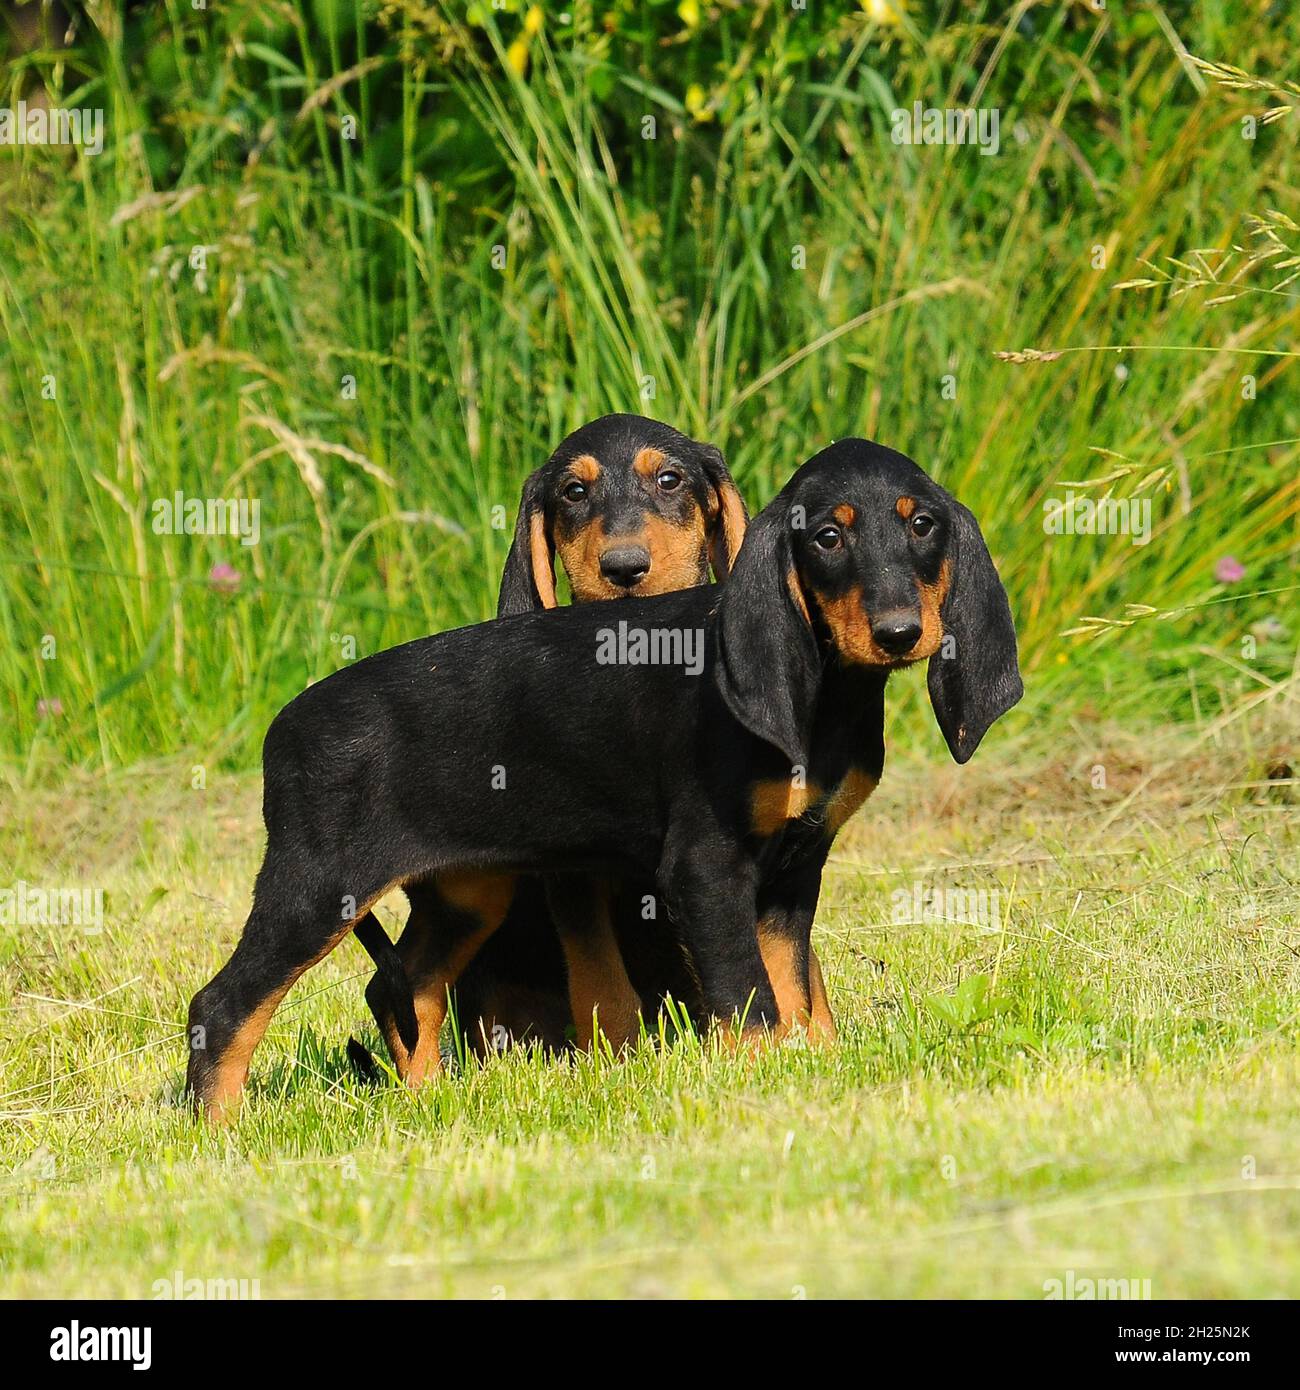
<box><xmin>261</xmin><ymin>587</ymin><xmax>718</xmax><ymax>873</ymax></box>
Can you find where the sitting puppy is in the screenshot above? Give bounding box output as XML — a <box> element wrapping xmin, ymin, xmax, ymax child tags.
<box><xmin>359</xmin><ymin>413</ymin><xmax>773</xmax><ymax>1069</ymax></box>
<box><xmin>186</xmin><ymin>438</ymin><xmax>1021</xmax><ymax>1121</ymax></box>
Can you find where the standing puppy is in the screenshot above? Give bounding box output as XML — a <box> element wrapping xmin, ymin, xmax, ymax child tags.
<box><xmin>187</xmin><ymin>439</ymin><xmax>1021</xmax><ymax>1121</ymax></box>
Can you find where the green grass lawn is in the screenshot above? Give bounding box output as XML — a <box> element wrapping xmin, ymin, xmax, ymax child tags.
<box><xmin>3</xmin><ymin>712</ymin><xmax>1296</xmax><ymax>1299</ymax></box>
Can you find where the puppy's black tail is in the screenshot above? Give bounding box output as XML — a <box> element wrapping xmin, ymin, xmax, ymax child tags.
<box><xmin>352</xmin><ymin>914</ymin><xmax>420</xmax><ymax>1057</ymax></box>
<box><xmin>346</xmin><ymin>1035</ymin><xmax>380</xmax><ymax>1083</ymax></box>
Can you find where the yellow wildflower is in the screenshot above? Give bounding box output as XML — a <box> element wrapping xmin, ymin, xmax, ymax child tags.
<box><xmin>506</xmin><ymin>38</ymin><xmax>529</xmax><ymax>77</ymax></box>
<box><xmin>684</xmin><ymin>83</ymin><xmax>713</xmax><ymax>123</ymax></box>
<box><xmin>862</xmin><ymin>0</ymin><xmax>904</xmax><ymax>24</ymax></box>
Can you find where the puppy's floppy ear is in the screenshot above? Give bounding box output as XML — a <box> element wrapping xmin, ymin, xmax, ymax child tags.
<box><xmin>713</xmin><ymin>495</ymin><xmax>820</xmax><ymax>767</ymax></box>
<box><xmin>926</xmin><ymin>500</ymin><xmax>1023</xmax><ymax>763</ymax></box>
<box><xmin>497</xmin><ymin>467</ymin><xmax>557</xmax><ymax>616</ymax></box>
<box><xmin>698</xmin><ymin>444</ymin><xmax>749</xmax><ymax>580</ymax></box>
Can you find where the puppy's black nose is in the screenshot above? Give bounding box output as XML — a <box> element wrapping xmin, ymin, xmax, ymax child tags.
<box><xmin>599</xmin><ymin>545</ymin><xmax>651</xmax><ymax>590</ymax></box>
<box><xmin>872</xmin><ymin>612</ymin><xmax>922</xmax><ymax>656</ymax></box>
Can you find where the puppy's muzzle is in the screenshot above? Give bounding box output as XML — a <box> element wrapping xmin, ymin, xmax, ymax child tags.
<box><xmin>870</xmin><ymin>610</ymin><xmax>923</xmax><ymax>658</ymax></box>
<box><xmin>599</xmin><ymin>544</ymin><xmax>651</xmax><ymax>591</ymax></box>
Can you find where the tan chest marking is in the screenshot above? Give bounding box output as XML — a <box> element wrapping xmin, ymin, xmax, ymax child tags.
<box><xmin>750</xmin><ymin>777</ymin><xmax>822</xmax><ymax>837</ymax></box>
<box><xmin>823</xmin><ymin>768</ymin><xmax>879</xmax><ymax>835</ymax></box>
<box><xmin>749</xmin><ymin>769</ymin><xmax>877</xmax><ymax>839</ymax></box>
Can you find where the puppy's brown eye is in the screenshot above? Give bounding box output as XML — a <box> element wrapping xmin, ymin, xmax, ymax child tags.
<box><xmin>814</xmin><ymin>526</ymin><xmax>842</xmax><ymax>551</ymax></box>
<box><xmin>656</xmin><ymin>469</ymin><xmax>682</xmax><ymax>492</ymax></box>
<box><xmin>911</xmin><ymin>514</ymin><xmax>935</xmax><ymax>538</ymax></box>
<box><xmin>563</xmin><ymin>481</ymin><xmax>587</xmax><ymax>503</ymax></box>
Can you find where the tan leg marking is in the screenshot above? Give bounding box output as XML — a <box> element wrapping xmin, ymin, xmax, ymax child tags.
<box><xmin>756</xmin><ymin>925</ymin><xmax>808</xmax><ymax>1036</ymax></box>
<box><xmin>206</xmin><ymin>891</ymin><xmax>398</xmax><ymax>1123</ymax></box>
<box><xmin>402</xmin><ymin>871</ymin><xmax>517</xmax><ymax>1087</ymax></box>
<box><xmin>807</xmin><ymin>947</ymin><xmax>836</xmax><ymax>1042</ymax></box>
<box><xmin>560</xmin><ymin>884</ymin><xmax>642</xmax><ymax>1051</ymax></box>
<box><xmin>206</xmin><ymin>993</ymin><xmax>290</xmax><ymax>1126</ymax></box>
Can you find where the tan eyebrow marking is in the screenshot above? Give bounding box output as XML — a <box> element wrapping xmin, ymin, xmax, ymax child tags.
<box><xmin>896</xmin><ymin>496</ymin><xmax>916</xmax><ymax>519</ymax></box>
<box><xmin>633</xmin><ymin>446</ymin><xmax>667</xmax><ymax>478</ymax></box>
<box><xmin>832</xmin><ymin>504</ymin><xmax>856</xmax><ymax>526</ymax></box>
<box><xmin>570</xmin><ymin>455</ymin><xmax>602</xmax><ymax>483</ymax></box>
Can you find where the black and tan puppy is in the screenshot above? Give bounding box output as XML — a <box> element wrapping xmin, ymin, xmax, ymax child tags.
<box><xmin>186</xmin><ymin>438</ymin><xmax>1021</xmax><ymax>1120</ymax></box>
<box><xmin>359</xmin><ymin>414</ymin><xmax>759</xmax><ymax>1068</ymax></box>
